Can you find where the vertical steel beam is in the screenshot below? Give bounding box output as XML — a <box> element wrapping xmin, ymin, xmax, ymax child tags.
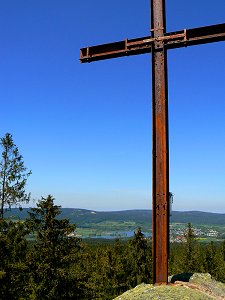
<box><xmin>151</xmin><ymin>0</ymin><xmax>169</xmax><ymax>284</ymax></box>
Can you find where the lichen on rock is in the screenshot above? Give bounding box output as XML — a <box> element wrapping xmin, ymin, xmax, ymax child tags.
<box><xmin>113</xmin><ymin>273</ymin><xmax>225</xmax><ymax>300</ymax></box>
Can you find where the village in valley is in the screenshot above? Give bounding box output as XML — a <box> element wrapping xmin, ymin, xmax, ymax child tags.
<box><xmin>169</xmin><ymin>223</ymin><xmax>222</xmax><ymax>243</ymax></box>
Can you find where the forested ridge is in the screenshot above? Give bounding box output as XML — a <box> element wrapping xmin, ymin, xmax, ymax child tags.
<box><xmin>1</xmin><ymin>196</ymin><xmax>225</xmax><ymax>299</ymax></box>
<box><xmin>4</xmin><ymin>208</ymin><xmax>225</xmax><ymax>226</ymax></box>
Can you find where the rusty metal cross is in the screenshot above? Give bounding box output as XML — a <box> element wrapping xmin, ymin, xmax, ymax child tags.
<box><xmin>80</xmin><ymin>0</ymin><xmax>225</xmax><ymax>284</ymax></box>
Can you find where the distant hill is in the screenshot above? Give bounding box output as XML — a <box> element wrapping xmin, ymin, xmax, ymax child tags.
<box><xmin>4</xmin><ymin>208</ymin><xmax>225</xmax><ymax>226</ymax></box>
<box><xmin>170</xmin><ymin>211</ymin><xmax>225</xmax><ymax>225</ymax></box>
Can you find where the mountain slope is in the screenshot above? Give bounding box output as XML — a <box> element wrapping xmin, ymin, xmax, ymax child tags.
<box><xmin>4</xmin><ymin>208</ymin><xmax>225</xmax><ymax>226</ymax></box>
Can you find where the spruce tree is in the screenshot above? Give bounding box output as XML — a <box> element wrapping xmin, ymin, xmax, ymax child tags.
<box><xmin>0</xmin><ymin>133</ymin><xmax>31</xmax><ymax>218</ymax></box>
<box><xmin>26</xmin><ymin>195</ymin><xmax>82</xmax><ymax>299</ymax></box>
<box><xmin>0</xmin><ymin>219</ymin><xmax>29</xmax><ymax>299</ymax></box>
<box><xmin>128</xmin><ymin>227</ymin><xmax>152</xmax><ymax>285</ymax></box>
<box><xmin>182</xmin><ymin>222</ymin><xmax>199</xmax><ymax>272</ymax></box>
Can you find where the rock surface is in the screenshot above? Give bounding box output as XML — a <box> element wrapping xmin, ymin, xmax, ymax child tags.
<box><xmin>114</xmin><ymin>273</ymin><xmax>225</xmax><ymax>299</ymax></box>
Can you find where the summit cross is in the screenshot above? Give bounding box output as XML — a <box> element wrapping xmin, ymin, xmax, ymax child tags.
<box><xmin>80</xmin><ymin>0</ymin><xmax>225</xmax><ymax>284</ymax></box>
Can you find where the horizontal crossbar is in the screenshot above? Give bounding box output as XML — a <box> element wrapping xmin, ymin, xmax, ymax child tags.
<box><xmin>80</xmin><ymin>23</ymin><xmax>225</xmax><ymax>63</ymax></box>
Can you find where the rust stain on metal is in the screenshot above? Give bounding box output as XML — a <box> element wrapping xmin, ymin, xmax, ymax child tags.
<box><xmin>80</xmin><ymin>0</ymin><xmax>225</xmax><ymax>286</ymax></box>
<box><xmin>80</xmin><ymin>23</ymin><xmax>225</xmax><ymax>63</ymax></box>
<box><xmin>151</xmin><ymin>0</ymin><xmax>169</xmax><ymax>284</ymax></box>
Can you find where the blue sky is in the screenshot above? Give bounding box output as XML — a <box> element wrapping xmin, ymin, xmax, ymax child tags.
<box><xmin>0</xmin><ymin>0</ymin><xmax>224</xmax><ymax>212</ymax></box>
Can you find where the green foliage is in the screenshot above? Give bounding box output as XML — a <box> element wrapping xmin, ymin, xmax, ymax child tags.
<box><xmin>0</xmin><ymin>133</ymin><xmax>31</xmax><ymax>218</ymax></box>
<box><xmin>83</xmin><ymin>228</ymin><xmax>152</xmax><ymax>299</ymax></box>
<box><xmin>86</xmin><ymin>239</ymin><xmax>132</xmax><ymax>299</ymax></box>
<box><xmin>26</xmin><ymin>195</ymin><xmax>84</xmax><ymax>299</ymax></box>
<box><xmin>222</xmin><ymin>240</ymin><xmax>225</xmax><ymax>261</ymax></box>
<box><xmin>182</xmin><ymin>222</ymin><xmax>199</xmax><ymax>272</ymax></box>
<box><xmin>169</xmin><ymin>223</ymin><xmax>225</xmax><ymax>284</ymax></box>
<box><xmin>128</xmin><ymin>228</ymin><xmax>152</xmax><ymax>285</ymax></box>
<box><xmin>1</xmin><ymin>196</ymin><xmax>225</xmax><ymax>300</ymax></box>
<box><xmin>0</xmin><ymin>218</ymin><xmax>29</xmax><ymax>299</ymax></box>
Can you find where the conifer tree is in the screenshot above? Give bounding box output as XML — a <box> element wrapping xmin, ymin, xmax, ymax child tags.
<box><xmin>222</xmin><ymin>240</ymin><xmax>225</xmax><ymax>261</ymax></box>
<box><xmin>213</xmin><ymin>246</ymin><xmax>225</xmax><ymax>283</ymax></box>
<box><xmin>128</xmin><ymin>227</ymin><xmax>152</xmax><ymax>285</ymax></box>
<box><xmin>182</xmin><ymin>222</ymin><xmax>199</xmax><ymax>272</ymax></box>
<box><xmin>0</xmin><ymin>219</ymin><xmax>29</xmax><ymax>299</ymax></box>
<box><xmin>0</xmin><ymin>133</ymin><xmax>31</xmax><ymax>218</ymax></box>
<box><xmin>26</xmin><ymin>195</ymin><xmax>83</xmax><ymax>299</ymax></box>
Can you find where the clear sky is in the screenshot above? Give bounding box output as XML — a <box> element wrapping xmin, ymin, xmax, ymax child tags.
<box><xmin>0</xmin><ymin>0</ymin><xmax>224</xmax><ymax>212</ymax></box>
